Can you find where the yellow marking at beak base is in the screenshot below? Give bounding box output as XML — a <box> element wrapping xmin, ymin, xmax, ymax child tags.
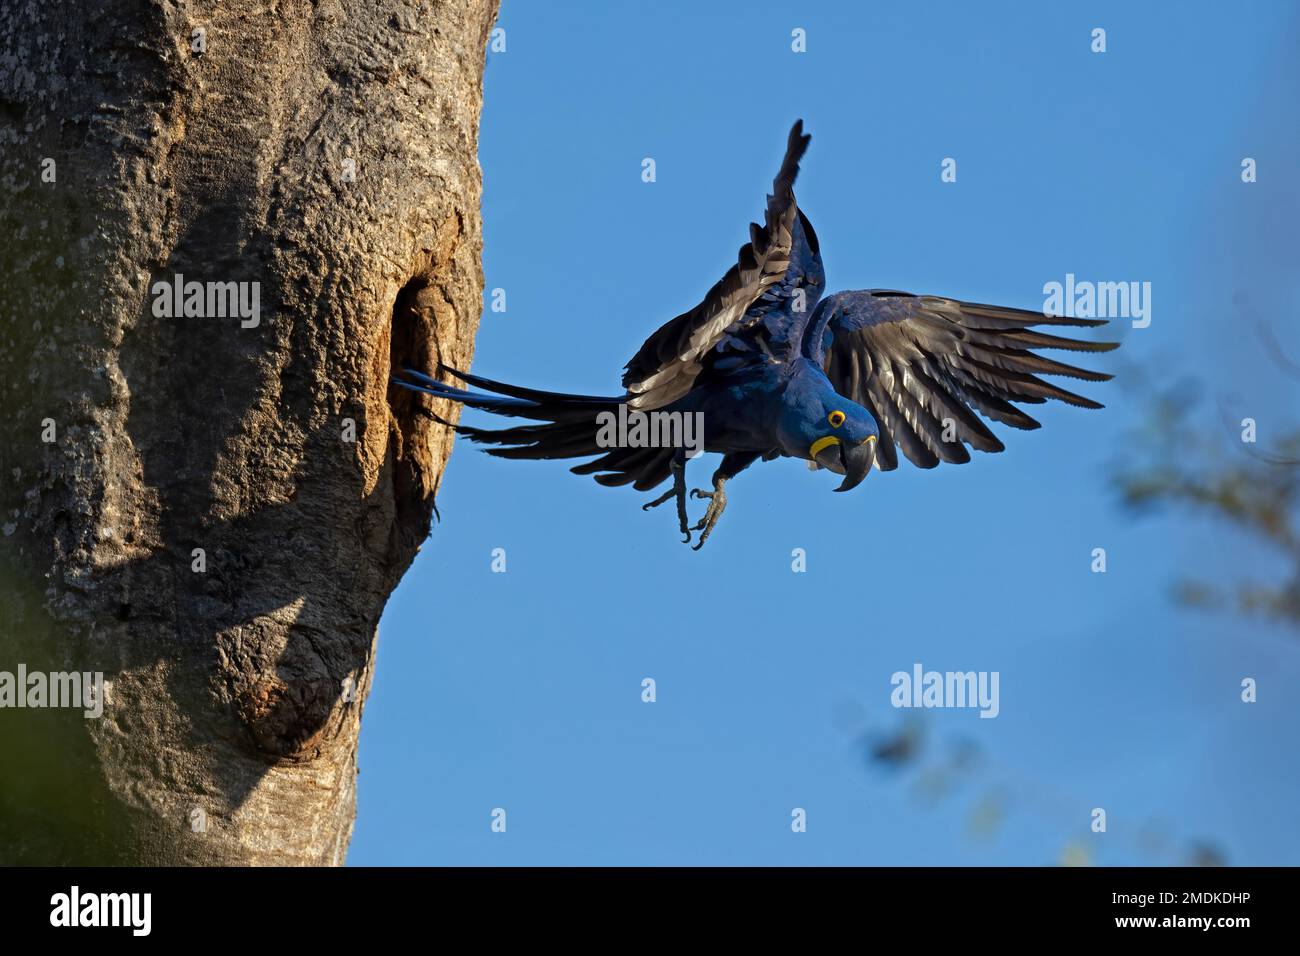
<box><xmin>809</xmin><ymin>435</ymin><xmax>841</xmax><ymax>459</ymax></box>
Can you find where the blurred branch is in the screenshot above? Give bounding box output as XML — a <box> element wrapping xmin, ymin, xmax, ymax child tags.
<box><xmin>852</xmin><ymin>715</ymin><xmax>1225</xmax><ymax>866</ymax></box>
<box><xmin>1107</xmin><ymin>348</ymin><xmax>1300</xmax><ymax>631</ymax></box>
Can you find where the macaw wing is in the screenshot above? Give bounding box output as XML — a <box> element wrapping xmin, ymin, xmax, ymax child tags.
<box><xmin>817</xmin><ymin>291</ymin><xmax>1118</xmax><ymax>471</ymax></box>
<box><xmin>621</xmin><ymin>121</ymin><xmax>812</xmax><ymax>409</ymax></box>
<box><xmin>711</xmin><ymin>208</ymin><xmax>824</xmax><ymax>370</ymax></box>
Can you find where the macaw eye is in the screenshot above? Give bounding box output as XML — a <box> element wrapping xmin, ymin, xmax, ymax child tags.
<box><xmin>828</xmin><ymin>410</ymin><xmax>846</xmax><ymax>428</ymax></box>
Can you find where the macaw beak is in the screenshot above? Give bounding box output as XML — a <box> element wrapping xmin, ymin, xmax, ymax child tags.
<box><xmin>834</xmin><ymin>436</ymin><xmax>876</xmax><ymax>492</ymax></box>
<box><xmin>811</xmin><ymin>436</ymin><xmax>876</xmax><ymax>492</ymax></box>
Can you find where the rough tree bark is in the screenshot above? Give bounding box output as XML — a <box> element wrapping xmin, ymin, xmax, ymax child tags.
<box><xmin>0</xmin><ymin>0</ymin><xmax>498</xmax><ymax>865</ymax></box>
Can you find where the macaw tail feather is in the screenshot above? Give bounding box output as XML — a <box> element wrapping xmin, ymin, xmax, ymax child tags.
<box><xmin>391</xmin><ymin>366</ymin><xmax>676</xmax><ymax>490</ymax></box>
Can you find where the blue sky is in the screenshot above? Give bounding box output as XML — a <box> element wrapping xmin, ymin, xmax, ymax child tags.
<box><xmin>349</xmin><ymin>1</ymin><xmax>1300</xmax><ymax>865</ymax></box>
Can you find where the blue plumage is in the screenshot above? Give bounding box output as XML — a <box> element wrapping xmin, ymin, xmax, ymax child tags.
<box><xmin>393</xmin><ymin>121</ymin><xmax>1116</xmax><ymax>548</ymax></box>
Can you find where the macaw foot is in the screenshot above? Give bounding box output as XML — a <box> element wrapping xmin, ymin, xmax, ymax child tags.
<box><xmin>642</xmin><ymin>458</ymin><xmax>693</xmax><ymax>543</ymax></box>
<box><xmin>688</xmin><ymin>477</ymin><xmax>728</xmax><ymax>550</ymax></box>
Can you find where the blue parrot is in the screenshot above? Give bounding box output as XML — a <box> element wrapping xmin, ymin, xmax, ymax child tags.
<box><xmin>394</xmin><ymin>121</ymin><xmax>1116</xmax><ymax>549</ymax></box>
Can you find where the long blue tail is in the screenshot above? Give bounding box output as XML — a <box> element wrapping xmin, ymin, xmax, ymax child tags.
<box><xmin>391</xmin><ymin>367</ymin><xmax>675</xmax><ymax>489</ymax></box>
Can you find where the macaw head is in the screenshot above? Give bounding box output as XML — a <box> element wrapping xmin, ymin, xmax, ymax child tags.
<box><xmin>778</xmin><ymin>362</ymin><xmax>879</xmax><ymax>492</ymax></box>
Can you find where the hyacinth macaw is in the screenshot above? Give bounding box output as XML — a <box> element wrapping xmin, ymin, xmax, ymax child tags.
<box><xmin>394</xmin><ymin>121</ymin><xmax>1116</xmax><ymax>549</ymax></box>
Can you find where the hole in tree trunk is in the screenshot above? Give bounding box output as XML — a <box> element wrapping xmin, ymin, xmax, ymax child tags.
<box><xmin>385</xmin><ymin>274</ymin><xmax>448</xmax><ymax>558</ymax></box>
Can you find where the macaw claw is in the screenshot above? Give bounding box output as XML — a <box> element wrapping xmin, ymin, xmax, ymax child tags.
<box><xmin>642</xmin><ymin>488</ymin><xmax>676</xmax><ymax>511</ymax></box>
<box><xmin>690</xmin><ymin>478</ymin><xmax>728</xmax><ymax>550</ymax></box>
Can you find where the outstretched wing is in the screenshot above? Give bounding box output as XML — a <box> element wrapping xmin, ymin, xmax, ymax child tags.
<box><xmin>622</xmin><ymin>121</ymin><xmax>814</xmax><ymax>409</ymax></box>
<box><xmin>814</xmin><ymin>291</ymin><xmax>1118</xmax><ymax>471</ymax></box>
<box><xmin>711</xmin><ymin>208</ymin><xmax>824</xmax><ymax>371</ymax></box>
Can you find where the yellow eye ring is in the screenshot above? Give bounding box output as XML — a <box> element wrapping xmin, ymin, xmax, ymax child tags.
<box><xmin>828</xmin><ymin>410</ymin><xmax>846</xmax><ymax>428</ymax></box>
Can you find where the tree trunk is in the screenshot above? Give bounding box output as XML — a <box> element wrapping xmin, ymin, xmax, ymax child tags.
<box><xmin>0</xmin><ymin>0</ymin><xmax>498</xmax><ymax>865</ymax></box>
